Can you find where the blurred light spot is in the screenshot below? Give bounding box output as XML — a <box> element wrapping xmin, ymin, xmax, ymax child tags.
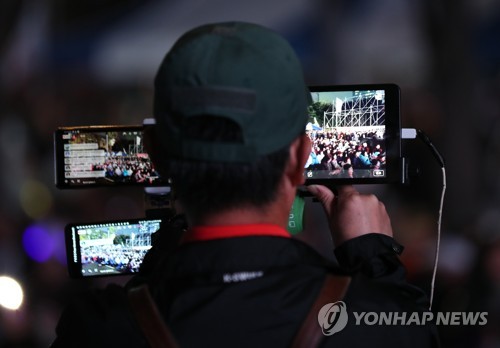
<box><xmin>0</xmin><ymin>276</ymin><xmax>24</xmax><ymax>310</ymax></box>
<box><xmin>22</xmin><ymin>224</ymin><xmax>54</xmax><ymax>263</ymax></box>
<box><xmin>20</xmin><ymin>180</ymin><xmax>53</xmax><ymax>219</ymax></box>
<box><xmin>22</xmin><ymin>220</ymin><xmax>67</xmax><ymax>265</ymax></box>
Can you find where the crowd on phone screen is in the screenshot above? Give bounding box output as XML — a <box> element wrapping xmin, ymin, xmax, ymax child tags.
<box><xmin>306</xmin><ymin>129</ymin><xmax>386</xmax><ymax>174</ymax></box>
<box><xmin>81</xmin><ymin>244</ymin><xmax>148</xmax><ymax>273</ymax></box>
<box><xmin>91</xmin><ymin>154</ymin><xmax>159</xmax><ymax>184</ymax></box>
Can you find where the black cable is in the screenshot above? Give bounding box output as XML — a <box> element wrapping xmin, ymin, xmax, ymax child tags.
<box><xmin>417</xmin><ymin>129</ymin><xmax>445</xmax><ymax>168</ymax></box>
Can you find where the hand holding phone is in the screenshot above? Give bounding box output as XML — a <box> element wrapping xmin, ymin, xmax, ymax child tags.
<box><xmin>307</xmin><ymin>185</ymin><xmax>393</xmax><ymax>246</ymax></box>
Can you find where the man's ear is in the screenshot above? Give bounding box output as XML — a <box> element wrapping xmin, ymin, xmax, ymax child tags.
<box><xmin>285</xmin><ymin>134</ymin><xmax>311</xmax><ymax>186</ymax></box>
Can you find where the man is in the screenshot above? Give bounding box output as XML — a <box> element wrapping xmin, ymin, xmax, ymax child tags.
<box><xmin>52</xmin><ymin>22</ymin><xmax>439</xmax><ymax>347</ymax></box>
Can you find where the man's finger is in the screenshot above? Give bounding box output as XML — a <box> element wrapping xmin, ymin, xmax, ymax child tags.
<box><xmin>306</xmin><ymin>185</ymin><xmax>335</xmax><ymax>216</ymax></box>
<box><xmin>336</xmin><ymin>185</ymin><xmax>356</xmax><ymax>196</ymax></box>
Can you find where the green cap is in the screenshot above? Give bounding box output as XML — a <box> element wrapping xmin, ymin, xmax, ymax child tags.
<box><xmin>154</xmin><ymin>21</ymin><xmax>311</xmax><ymax>163</ymax></box>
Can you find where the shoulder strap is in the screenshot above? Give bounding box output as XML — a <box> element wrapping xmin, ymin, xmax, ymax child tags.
<box><xmin>291</xmin><ymin>274</ymin><xmax>351</xmax><ymax>348</ymax></box>
<box><xmin>128</xmin><ymin>275</ymin><xmax>350</xmax><ymax>348</ymax></box>
<box><xmin>127</xmin><ymin>284</ymin><xmax>180</xmax><ymax>348</ymax></box>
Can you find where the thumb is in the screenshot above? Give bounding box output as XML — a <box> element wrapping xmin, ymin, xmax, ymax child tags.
<box><xmin>306</xmin><ymin>185</ymin><xmax>335</xmax><ymax>216</ymax></box>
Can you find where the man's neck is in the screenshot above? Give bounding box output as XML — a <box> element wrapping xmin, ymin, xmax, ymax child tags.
<box><xmin>188</xmin><ymin>179</ymin><xmax>297</xmax><ymax>230</ymax></box>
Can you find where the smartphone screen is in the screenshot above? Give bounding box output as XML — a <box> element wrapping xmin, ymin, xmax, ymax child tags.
<box><xmin>65</xmin><ymin>218</ymin><xmax>162</xmax><ymax>278</ymax></box>
<box><xmin>54</xmin><ymin>125</ymin><xmax>167</xmax><ymax>188</ymax></box>
<box><xmin>305</xmin><ymin>84</ymin><xmax>401</xmax><ymax>185</ymax></box>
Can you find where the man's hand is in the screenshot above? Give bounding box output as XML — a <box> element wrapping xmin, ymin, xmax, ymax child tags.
<box><xmin>307</xmin><ymin>185</ymin><xmax>393</xmax><ymax>247</ymax></box>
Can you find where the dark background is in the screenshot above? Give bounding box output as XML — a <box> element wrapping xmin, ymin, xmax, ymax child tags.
<box><xmin>1</xmin><ymin>0</ymin><xmax>500</xmax><ymax>347</ymax></box>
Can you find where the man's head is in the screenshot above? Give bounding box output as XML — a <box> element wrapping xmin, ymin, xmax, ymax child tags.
<box><xmin>151</xmin><ymin>22</ymin><xmax>311</xmax><ymax>223</ymax></box>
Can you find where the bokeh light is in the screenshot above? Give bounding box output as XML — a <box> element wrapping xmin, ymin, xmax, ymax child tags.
<box><xmin>22</xmin><ymin>224</ymin><xmax>55</xmax><ymax>263</ymax></box>
<box><xmin>22</xmin><ymin>221</ymin><xmax>67</xmax><ymax>265</ymax></box>
<box><xmin>0</xmin><ymin>276</ymin><xmax>24</xmax><ymax>310</ymax></box>
<box><xmin>20</xmin><ymin>180</ymin><xmax>53</xmax><ymax>219</ymax></box>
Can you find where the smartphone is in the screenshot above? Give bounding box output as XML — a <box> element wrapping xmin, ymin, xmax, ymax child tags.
<box><xmin>54</xmin><ymin>125</ymin><xmax>167</xmax><ymax>188</ymax></box>
<box><xmin>305</xmin><ymin>84</ymin><xmax>402</xmax><ymax>185</ymax></box>
<box><xmin>64</xmin><ymin>218</ymin><xmax>162</xmax><ymax>278</ymax></box>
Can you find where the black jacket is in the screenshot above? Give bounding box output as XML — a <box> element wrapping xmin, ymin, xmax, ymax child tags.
<box><xmin>52</xmin><ymin>230</ymin><xmax>440</xmax><ymax>347</ymax></box>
